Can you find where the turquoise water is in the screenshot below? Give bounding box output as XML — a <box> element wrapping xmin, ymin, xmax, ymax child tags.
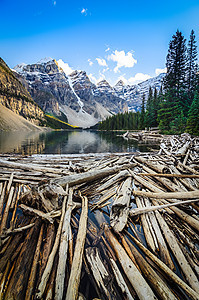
<box><xmin>0</xmin><ymin>130</ymin><xmax>157</xmax><ymax>155</ymax></box>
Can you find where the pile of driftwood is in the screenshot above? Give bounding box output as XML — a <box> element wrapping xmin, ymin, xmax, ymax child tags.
<box><xmin>0</xmin><ymin>137</ymin><xmax>199</xmax><ymax>300</ymax></box>
<box><xmin>123</xmin><ymin>129</ymin><xmax>163</xmax><ymax>143</ymax></box>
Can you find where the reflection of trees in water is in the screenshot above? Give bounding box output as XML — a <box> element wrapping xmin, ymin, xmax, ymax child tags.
<box><xmin>0</xmin><ymin>131</ymin><xmax>46</xmax><ymax>155</ymax></box>
<box><xmin>0</xmin><ymin>130</ymin><xmax>157</xmax><ymax>155</ymax></box>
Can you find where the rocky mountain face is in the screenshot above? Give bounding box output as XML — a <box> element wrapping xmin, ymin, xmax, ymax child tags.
<box><xmin>114</xmin><ymin>73</ymin><xmax>165</xmax><ymax>112</ymax></box>
<box><xmin>0</xmin><ymin>58</ymin><xmax>46</xmax><ymax>126</ymax></box>
<box><xmin>14</xmin><ymin>58</ymin><xmax>165</xmax><ymax>128</ymax></box>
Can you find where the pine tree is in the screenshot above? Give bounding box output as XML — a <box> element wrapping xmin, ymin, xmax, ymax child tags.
<box><xmin>187</xmin><ymin>30</ymin><xmax>198</xmax><ymax>103</ymax></box>
<box><xmin>159</xmin><ymin>30</ymin><xmax>187</xmax><ymax>132</ymax></box>
<box><xmin>186</xmin><ymin>91</ymin><xmax>199</xmax><ymax>135</ymax></box>
<box><xmin>139</xmin><ymin>94</ymin><xmax>146</xmax><ymax>129</ymax></box>
<box><xmin>145</xmin><ymin>86</ymin><xmax>154</xmax><ymax>128</ymax></box>
<box><xmin>164</xmin><ymin>30</ymin><xmax>187</xmax><ymax>94</ymax></box>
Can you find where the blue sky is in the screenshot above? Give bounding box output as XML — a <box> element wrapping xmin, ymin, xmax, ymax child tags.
<box><xmin>1</xmin><ymin>0</ymin><xmax>199</xmax><ymax>85</ymax></box>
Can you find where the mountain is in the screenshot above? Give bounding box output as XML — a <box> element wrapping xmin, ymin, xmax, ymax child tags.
<box><xmin>14</xmin><ymin>58</ymin><xmax>165</xmax><ymax>128</ymax></box>
<box><xmin>14</xmin><ymin>59</ymin><xmax>125</xmax><ymax>128</ymax></box>
<box><xmin>0</xmin><ymin>57</ymin><xmax>46</xmax><ymax>128</ymax></box>
<box><xmin>114</xmin><ymin>73</ymin><xmax>165</xmax><ymax>111</ymax></box>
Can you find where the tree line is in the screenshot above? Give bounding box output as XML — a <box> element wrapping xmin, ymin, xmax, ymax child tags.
<box><xmin>99</xmin><ymin>30</ymin><xmax>199</xmax><ymax>135</ymax></box>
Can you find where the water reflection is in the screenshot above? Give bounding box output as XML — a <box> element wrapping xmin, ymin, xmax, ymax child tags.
<box><xmin>0</xmin><ymin>130</ymin><xmax>156</xmax><ymax>155</ymax></box>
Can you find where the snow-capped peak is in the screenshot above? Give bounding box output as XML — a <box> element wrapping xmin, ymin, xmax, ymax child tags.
<box><xmin>37</xmin><ymin>57</ymin><xmax>53</xmax><ymax>64</ymax></box>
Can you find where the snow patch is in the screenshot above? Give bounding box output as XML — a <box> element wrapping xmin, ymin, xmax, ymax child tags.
<box><xmin>67</xmin><ymin>75</ymin><xmax>84</xmax><ymax>112</ymax></box>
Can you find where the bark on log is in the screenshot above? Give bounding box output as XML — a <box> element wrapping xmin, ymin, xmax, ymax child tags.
<box><xmin>4</xmin><ymin>219</ymin><xmax>41</xmax><ymax>300</ymax></box>
<box><xmin>25</xmin><ymin>223</ymin><xmax>44</xmax><ymax>300</ymax></box>
<box><xmin>37</xmin><ymin>223</ymin><xmax>55</xmax><ymax>287</ymax></box>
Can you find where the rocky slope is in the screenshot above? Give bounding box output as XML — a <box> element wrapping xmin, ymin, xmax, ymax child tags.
<box><xmin>14</xmin><ymin>58</ymin><xmax>165</xmax><ymax>127</ymax></box>
<box><xmin>114</xmin><ymin>73</ymin><xmax>165</xmax><ymax>112</ymax></box>
<box><xmin>0</xmin><ymin>104</ymin><xmax>44</xmax><ymax>131</ymax></box>
<box><xmin>0</xmin><ymin>58</ymin><xmax>46</xmax><ymax>127</ymax></box>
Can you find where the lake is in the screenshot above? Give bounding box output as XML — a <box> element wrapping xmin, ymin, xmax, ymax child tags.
<box><xmin>0</xmin><ymin>130</ymin><xmax>157</xmax><ymax>155</ymax></box>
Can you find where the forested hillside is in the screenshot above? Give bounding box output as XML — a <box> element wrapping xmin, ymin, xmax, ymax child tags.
<box><xmin>99</xmin><ymin>30</ymin><xmax>199</xmax><ymax>135</ymax></box>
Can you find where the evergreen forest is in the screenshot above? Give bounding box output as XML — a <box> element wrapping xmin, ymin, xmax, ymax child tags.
<box><xmin>99</xmin><ymin>30</ymin><xmax>199</xmax><ymax>135</ymax></box>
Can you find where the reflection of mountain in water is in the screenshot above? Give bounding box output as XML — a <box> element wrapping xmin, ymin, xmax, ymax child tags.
<box><xmin>0</xmin><ymin>130</ymin><xmax>155</xmax><ymax>155</ymax></box>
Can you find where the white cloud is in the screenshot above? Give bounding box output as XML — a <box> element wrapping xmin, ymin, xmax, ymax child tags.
<box><xmin>81</xmin><ymin>8</ymin><xmax>88</xmax><ymax>15</ymax></box>
<box><xmin>105</xmin><ymin>47</ymin><xmax>110</xmax><ymax>52</ymax></box>
<box><xmin>88</xmin><ymin>73</ymin><xmax>105</xmax><ymax>84</ymax></box>
<box><xmin>96</xmin><ymin>58</ymin><xmax>108</xmax><ymax>67</ymax></box>
<box><xmin>108</xmin><ymin>50</ymin><xmax>137</xmax><ymax>73</ymax></box>
<box><xmin>53</xmin><ymin>1</ymin><xmax>56</xmax><ymax>5</ymax></box>
<box><xmin>88</xmin><ymin>59</ymin><xmax>93</xmax><ymax>66</ymax></box>
<box><xmin>155</xmin><ymin>67</ymin><xmax>167</xmax><ymax>76</ymax></box>
<box><xmin>102</xmin><ymin>67</ymin><xmax>109</xmax><ymax>73</ymax></box>
<box><xmin>117</xmin><ymin>73</ymin><xmax>152</xmax><ymax>85</ymax></box>
<box><xmin>57</xmin><ymin>59</ymin><xmax>73</xmax><ymax>75</ymax></box>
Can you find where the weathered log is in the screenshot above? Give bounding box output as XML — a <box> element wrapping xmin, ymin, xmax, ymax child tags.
<box><xmin>25</xmin><ymin>223</ymin><xmax>44</xmax><ymax>300</ymax></box>
<box><xmin>137</xmin><ymin>172</ymin><xmax>199</xmax><ymax>179</ymax></box>
<box><xmin>110</xmin><ymin>257</ymin><xmax>135</xmax><ymax>300</ymax></box>
<box><xmin>96</xmin><ymin>170</ymin><xmax>130</xmax><ymax>193</ymax></box>
<box><xmin>104</xmin><ymin>225</ymin><xmax>158</xmax><ymax>300</ymax></box>
<box><xmin>90</xmin><ymin>188</ymin><xmax>116</xmax><ymax>212</ymax></box>
<box><xmin>55</xmin><ymin>188</ymin><xmax>74</xmax><ymax>300</ymax></box>
<box><xmin>135</xmin><ymin>196</ymin><xmax>157</xmax><ymax>253</ymax></box>
<box><xmin>135</xmin><ymin>156</ymin><xmax>171</xmax><ymax>174</ymax></box>
<box><xmin>130</xmin><ymin>198</ymin><xmax>199</xmax><ymax>217</ymax></box>
<box><xmin>143</xmin><ymin>197</ymin><xmax>175</xmax><ymax>269</ymax></box>
<box><xmin>36</xmin><ymin>185</ymin><xmax>68</xmax><ymax>299</ymax></box>
<box><xmin>0</xmin><ymin>159</ymin><xmax>66</xmax><ymax>174</ymax></box>
<box><xmin>4</xmin><ymin>219</ymin><xmax>41</xmax><ymax>300</ymax></box>
<box><xmin>126</xmin><ymin>231</ymin><xmax>199</xmax><ymax>300</ymax></box>
<box><xmin>122</xmin><ymin>235</ymin><xmax>178</xmax><ymax>300</ymax></box>
<box><xmin>176</xmin><ymin>141</ymin><xmax>190</xmax><ymax>157</ymax></box>
<box><xmin>154</xmin><ymin>198</ymin><xmax>199</xmax><ymax>233</ymax></box>
<box><xmin>85</xmin><ymin>247</ymin><xmax>114</xmax><ymax>299</ymax></box>
<box><xmin>37</xmin><ymin>223</ymin><xmax>55</xmax><ymax>286</ymax></box>
<box><xmin>0</xmin><ymin>260</ymin><xmax>10</xmax><ymax>299</ymax></box>
<box><xmin>110</xmin><ymin>176</ymin><xmax>132</xmax><ymax>233</ymax></box>
<box><xmin>0</xmin><ymin>182</ymin><xmax>6</xmax><ymax>221</ymax></box>
<box><xmin>0</xmin><ymin>186</ymin><xmax>15</xmax><ymax>234</ymax></box>
<box><xmin>155</xmin><ymin>209</ymin><xmax>199</xmax><ymax>293</ymax></box>
<box><xmin>66</xmin><ymin>194</ymin><xmax>88</xmax><ymax>300</ymax></box>
<box><xmin>133</xmin><ymin>190</ymin><xmax>199</xmax><ymax>199</ymax></box>
<box><xmin>130</xmin><ymin>171</ymin><xmax>165</xmax><ymax>192</ymax></box>
<box><xmin>0</xmin><ymin>223</ymin><xmax>35</xmax><ymax>239</ymax></box>
<box><xmin>51</xmin><ymin>163</ymin><xmax>136</xmax><ymax>187</ymax></box>
<box><xmin>19</xmin><ymin>204</ymin><xmax>54</xmax><ymax>223</ymax></box>
<box><xmin>9</xmin><ymin>185</ymin><xmax>21</xmax><ymax>230</ymax></box>
<box><xmin>6</xmin><ymin>173</ymin><xmax>14</xmax><ymax>195</ymax></box>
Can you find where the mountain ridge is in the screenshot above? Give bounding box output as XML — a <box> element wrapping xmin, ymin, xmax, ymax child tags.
<box><xmin>13</xmin><ymin>58</ymin><xmax>165</xmax><ymax>128</ymax></box>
